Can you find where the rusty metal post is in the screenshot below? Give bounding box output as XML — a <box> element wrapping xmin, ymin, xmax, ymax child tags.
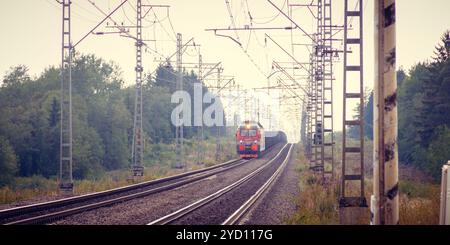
<box><xmin>372</xmin><ymin>0</ymin><xmax>399</xmax><ymax>225</ymax></box>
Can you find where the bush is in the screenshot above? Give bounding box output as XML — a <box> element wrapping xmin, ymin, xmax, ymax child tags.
<box><xmin>0</xmin><ymin>136</ymin><xmax>18</xmax><ymax>187</ymax></box>
<box><xmin>399</xmin><ymin>180</ymin><xmax>435</xmax><ymax>199</ymax></box>
<box><xmin>426</xmin><ymin>126</ymin><xmax>450</xmax><ymax>180</ymax></box>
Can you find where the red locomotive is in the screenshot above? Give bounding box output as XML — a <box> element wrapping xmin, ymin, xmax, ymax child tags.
<box><xmin>236</xmin><ymin>121</ymin><xmax>266</xmax><ymax>159</ymax></box>
<box><xmin>236</xmin><ymin>121</ymin><xmax>287</xmax><ymax>159</ymax></box>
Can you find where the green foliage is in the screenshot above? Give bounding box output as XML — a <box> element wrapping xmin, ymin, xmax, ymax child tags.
<box><xmin>425</xmin><ymin>126</ymin><xmax>450</xmax><ymax>178</ymax></box>
<box><xmin>363</xmin><ymin>89</ymin><xmax>374</xmax><ymax>140</ymax></box>
<box><xmin>0</xmin><ymin>136</ymin><xmax>18</xmax><ymax>186</ymax></box>
<box><xmin>1</xmin><ymin>65</ymin><xmax>31</xmax><ymax>88</ymax></box>
<box><xmin>348</xmin><ymin>87</ymin><xmax>374</xmax><ymax>140</ymax></box>
<box><xmin>433</xmin><ymin>30</ymin><xmax>450</xmax><ymax>64</ymax></box>
<box><xmin>354</xmin><ymin>31</ymin><xmax>450</xmax><ymax>181</ymax></box>
<box><xmin>399</xmin><ymin>180</ymin><xmax>437</xmax><ymax>199</ymax></box>
<box><xmin>0</xmin><ymin>53</ymin><xmax>227</xmax><ymax>183</ymax></box>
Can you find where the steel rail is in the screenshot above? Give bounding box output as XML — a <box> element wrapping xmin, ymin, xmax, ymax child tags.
<box><xmin>5</xmin><ymin>159</ymin><xmax>248</xmax><ymax>225</ymax></box>
<box><xmin>222</xmin><ymin>144</ymin><xmax>294</xmax><ymax>225</ymax></box>
<box><xmin>147</xmin><ymin>144</ymin><xmax>291</xmax><ymax>225</ymax></box>
<box><xmin>0</xmin><ymin>158</ymin><xmax>247</xmax><ymax>224</ymax></box>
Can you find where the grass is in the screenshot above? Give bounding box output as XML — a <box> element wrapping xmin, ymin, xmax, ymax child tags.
<box><xmin>288</xmin><ymin>142</ymin><xmax>442</xmax><ymax>225</ymax></box>
<box><xmin>0</xmin><ymin>136</ymin><xmax>238</xmax><ymax>205</ymax></box>
<box><xmin>287</xmin><ymin>145</ymin><xmax>340</xmax><ymax>225</ymax></box>
<box><xmin>399</xmin><ymin>180</ymin><xmax>440</xmax><ymax>225</ymax></box>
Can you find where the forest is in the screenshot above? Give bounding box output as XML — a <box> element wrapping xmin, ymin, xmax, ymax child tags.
<box><xmin>357</xmin><ymin>31</ymin><xmax>450</xmax><ymax>180</ymax></box>
<box><xmin>0</xmin><ymin>54</ymin><xmax>226</xmax><ymax>187</ymax></box>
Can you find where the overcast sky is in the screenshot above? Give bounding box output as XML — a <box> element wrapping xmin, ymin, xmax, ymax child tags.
<box><xmin>1</xmin><ymin>0</ymin><xmax>449</xmax><ymax>142</ymax></box>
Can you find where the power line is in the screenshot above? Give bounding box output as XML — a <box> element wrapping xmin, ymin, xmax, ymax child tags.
<box><xmin>219</xmin><ymin>1</ymin><xmax>268</xmax><ymax>79</ymax></box>
<box><xmin>121</xmin><ymin>4</ymin><xmax>135</xmax><ymax>24</ymax></box>
<box><xmin>72</xmin><ymin>1</ymin><xmax>102</xmax><ymax>19</ymax></box>
<box><xmin>150</xmin><ymin>7</ymin><xmax>176</xmax><ymax>42</ymax></box>
<box><xmin>167</xmin><ymin>11</ymin><xmax>178</xmax><ymax>38</ymax></box>
<box><xmin>247</xmin><ymin>0</ymin><xmax>288</xmax><ymax>25</ymax></box>
<box><xmin>45</xmin><ymin>0</ymin><xmax>98</xmax><ymax>23</ymax></box>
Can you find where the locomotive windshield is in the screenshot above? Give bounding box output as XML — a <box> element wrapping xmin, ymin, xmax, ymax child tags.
<box><xmin>240</xmin><ymin>129</ymin><xmax>257</xmax><ymax>137</ymax></box>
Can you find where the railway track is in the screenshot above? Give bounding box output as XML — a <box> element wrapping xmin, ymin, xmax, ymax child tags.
<box><xmin>0</xmin><ymin>158</ymin><xmax>249</xmax><ymax>225</ymax></box>
<box><xmin>223</xmin><ymin>144</ymin><xmax>294</xmax><ymax>225</ymax></box>
<box><xmin>148</xmin><ymin>144</ymin><xmax>293</xmax><ymax>225</ymax></box>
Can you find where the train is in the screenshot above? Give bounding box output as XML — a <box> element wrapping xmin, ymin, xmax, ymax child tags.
<box><xmin>235</xmin><ymin>120</ymin><xmax>287</xmax><ymax>159</ymax></box>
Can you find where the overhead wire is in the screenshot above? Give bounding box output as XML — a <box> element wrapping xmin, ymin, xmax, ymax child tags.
<box><xmin>150</xmin><ymin>7</ymin><xmax>176</xmax><ymax>42</ymax></box>
<box><xmin>73</xmin><ymin>1</ymin><xmax>102</xmax><ymax>19</ymax></box>
<box><xmin>121</xmin><ymin>3</ymin><xmax>135</xmax><ymax>24</ymax></box>
<box><xmin>247</xmin><ymin>0</ymin><xmax>287</xmax><ymax>25</ymax></box>
<box><xmin>46</xmin><ymin>0</ymin><xmax>98</xmax><ymax>23</ymax></box>
<box><xmin>222</xmin><ymin>0</ymin><xmax>267</xmax><ymax>79</ymax></box>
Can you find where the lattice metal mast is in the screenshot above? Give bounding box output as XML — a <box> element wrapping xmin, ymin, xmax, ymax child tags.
<box><xmin>132</xmin><ymin>0</ymin><xmax>144</xmax><ymax>177</ymax></box>
<box><xmin>306</xmin><ymin>53</ymin><xmax>315</xmax><ymax>161</ymax></box>
<box><xmin>313</xmin><ymin>0</ymin><xmax>325</xmax><ymax>177</ymax></box>
<box><xmin>59</xmin><ymin>0</ymin><xmax>74</xmax><ymax>195</ymax></box>
<box><xmin>57</xmin><ymin>0</ymin><xmax>132</xmax><ymax>193</ymax></box>
<box><xmin>322</xmin><ymin>0</ymin><xmax>335</xmax><ymax>180</ymax></box>
<box><xmin>89</xmin><ymin>2</ymin><xmax>170</xmax><ymax>177</ymax></box>
<box><xmin>197</xmin><ymin>54</ymin><xmax>204</xmax><ymax>165</ymax></box>
<box><xmin>175</xmin><ymin>33</ymin><xmax>184</xmax><ymax>169</ymax></box>
<box><xmin>339</xmin><ymin>0</ymin><xmax>368</xmax><ymax>224</ymax></box>
<box><xmin>215</xmin><ymin>67</ymin><xmax>223</xmax><ymax>162</ymax></box>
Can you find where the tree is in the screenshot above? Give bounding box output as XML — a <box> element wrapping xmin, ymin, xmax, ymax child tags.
<box><xmin>49</xmin><ymin>97</ymin><xmax>59</xmax><ymax>127</ymax></box>
<box><xmin>0</xmin><ymin>136</ymin><xmax>18</xmax><ymax>186</ymax></box>
<box><xmin>101</xmin><ymin>96</ymin><xmax>131</xmax><ymax>170</ymax></box>
<box><xmin>418</xmin><ymin>32</ymin><xmax>450</xmax><ymax>149</ymax></box>
<box><xmin>0</xmin><ymin>53</ymin><xmax>229</xmax><ymax>182</ymax></box>
<box><xmin>397</xmin><ymin>65</ymin><xmax>425</xmax><ymax>163</ymax></box>
<box><xmin>433</xmin><ymin>30</ymin><xmax>450</xmax><ymax>64</ymax></box>
<box><xmin>1</xmin><ymin>65</ymin><xmax>31</xmax><ymax>88</ymax></box>
<box><xmin>348</xmin><ymin>88</ymin><xmax>373</xmax><ymax>140</ymax></box>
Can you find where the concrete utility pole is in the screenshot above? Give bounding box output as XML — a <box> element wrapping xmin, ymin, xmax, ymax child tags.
<box><xmin>372</xmin><ymin>0</ymin><xmax>399</xmax><ymax>225</ymax></box>
<box><xmin>59</xmin><ymin>0</ymin><xmax>74</xmax><ymax>195</ymax></box>
<box><xmin>175</xmin><ymin>33</ymin><xmax>185</xmax><ymax>169</ymax></box>
<box><xmin>132</xmin><ymin>0</ymin><xmax>144</xmax><ymax>177</ymax></box>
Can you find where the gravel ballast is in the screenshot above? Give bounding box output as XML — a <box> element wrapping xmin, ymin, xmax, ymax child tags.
<box><xmin>241</xmin><ymin>146</ymin><xmax>301</xmax><ymax>225</ymax></box>
<box><xmin>170</xmin><ymin>146</ymin><xmax>291</xmax><ymax>225</ymax></box>
<box><xmin>52</xmin><ymin>144</ymin><xmax>286</xmax><ymax>225</ymax></box>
